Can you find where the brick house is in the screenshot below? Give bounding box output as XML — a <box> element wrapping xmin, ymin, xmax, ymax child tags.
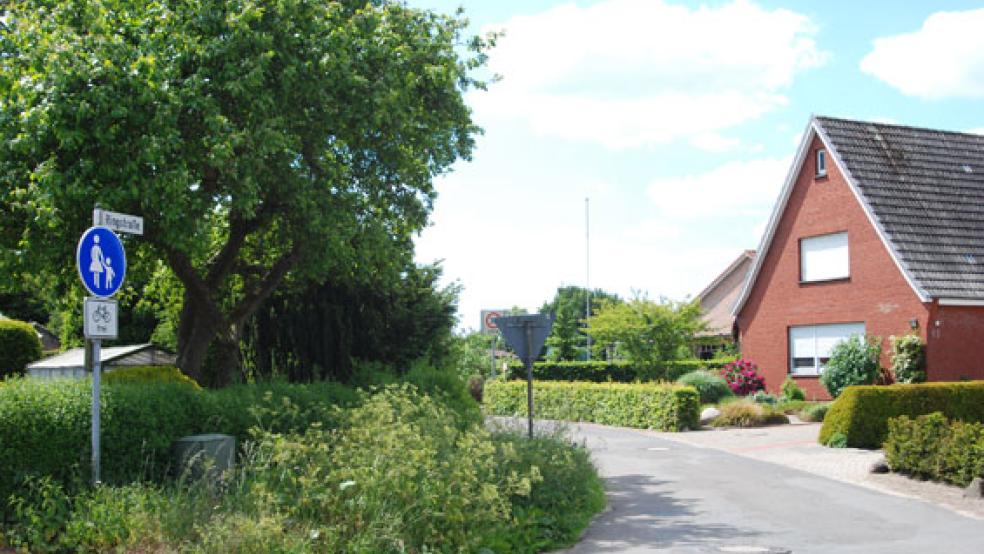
<box><xmin>733</xmin><ymin>116</ymin><xmax>984</xmax><ymax>399</ymax></box>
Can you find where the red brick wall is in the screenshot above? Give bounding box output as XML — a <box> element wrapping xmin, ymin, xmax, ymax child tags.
<box><xmin>736</xmin><ymin>134</ymin><xmax>930</xmax><ymax>400</ymax></box>
<box><xmin>926</xmin><ymin>302</ymin><xmax>984</xmax><ymax>381</ymax></box>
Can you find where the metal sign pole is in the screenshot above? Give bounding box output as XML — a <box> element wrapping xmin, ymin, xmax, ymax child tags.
<box><xmin>525</xmin><ymin>321</ymin><xmax>534</xmax><ymax>439</ymax></box>
<box><xmin>91</xmin><ymin>338</ymin><xmax>101</xmax><ymax>485</ymax></box>
<box><xmin>490</xmin><ymin>334</ymin><xmax>496</xmax><ymax>378</ymax></box>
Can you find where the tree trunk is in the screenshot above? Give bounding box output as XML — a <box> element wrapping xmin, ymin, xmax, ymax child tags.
<box><xmin>175</xmin><ymin>289</ymin><xmax>228</xmax><ymax>386</ymax></box>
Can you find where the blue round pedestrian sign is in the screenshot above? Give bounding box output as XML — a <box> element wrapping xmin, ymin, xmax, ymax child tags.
<box><xmin>77</xmin><ymin>226</ymin><xmax>126</xmax><ymax>297</ymax></box>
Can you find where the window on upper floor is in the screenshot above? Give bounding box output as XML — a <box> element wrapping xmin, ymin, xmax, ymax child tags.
<box><xmin>800</xmin><ymin>231</ymin><xmax>849</xmax><ymax>282</ymax></box>
<box><xmin>790</xmin><ymin>322</ymin><xmax>865</xmax><ymax>375</ymax></box>
<box><xmin>816</xmin><ymin>148</ymin><xmax>827</xmax><ymax>177</ymax></box>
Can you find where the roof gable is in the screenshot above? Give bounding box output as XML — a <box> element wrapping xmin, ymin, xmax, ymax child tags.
<box><xmin>733</xmin><ymin>116</ymin><xmax>933</xmax><ymax>317</ymax></box>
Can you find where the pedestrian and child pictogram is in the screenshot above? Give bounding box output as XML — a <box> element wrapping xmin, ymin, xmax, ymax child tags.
<box><xmin>77</xmin><ymin>226</ymin><xmax>126</xmax><ymax>297</ymax></box>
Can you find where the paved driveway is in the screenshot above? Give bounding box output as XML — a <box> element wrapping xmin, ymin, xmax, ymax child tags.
<box><xmin>555</xmin><ymin>421</ymin><xmax>984</xmax><ymax>553</ymax></box>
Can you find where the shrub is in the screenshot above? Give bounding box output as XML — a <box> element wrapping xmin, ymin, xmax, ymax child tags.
<box><xmin>884</xmin><ymin>413</ymin><xmax>984</xmax><ymax>487</ymax></box>
<box><xmin>0</xmin><ymin>319</ymin><xmax>42</xmax><ymax>379</ymax></box>
<box><xmin>818</xmin><ymin>381</ymin><xmax>984</xmax><ymax>448</ymax></box>
<box><xmin>751</xmin><ymin>391</ymin><xmax>778</xmax><ymax>405</ymax></box>
<box><xmin>797</xmin><ymin>403</ymin><xmax>830</xmax><ymax>422</ymax></box>
<box><xmin>711</xmin><ymin>399</ymin><xmax>789</xmax><ymax>428</ymax></box>
<box><xmin>820</xmin><ymin>334</ymin><xmax>882</xmax><ymax>398</ymax></box>
<box><xmin>484</xmin><ymin>380</ymin><xmax>700</xmax><ymax>431</ymax></box>
<box><xmin>890</xmin><ymin>334</ymin><xmax>926</xmax><ymax>384</ymax></box>
<box><xmin>506</xmin><ymin>358</ymin><xmax>735</xmax><ymax>383</ymax></box>
<box><xmin>103</xmin><ymin>365</ymin><xmax>201</xmax><ymax>389</ymax></box>
<box><xmin>780</xmin><ymin>377</ymin><xmax>806</xmax><ymax>401</ymax></box>
<box><xmin>720</xmin><ymin>359</ymin><xmax>765</xmax><ymax>396</ymax></box>
<box><xmin>467</xmin><ymin>375</ymin><xmax>484</xmax><ymax>403</ymax></box>
<box><xmin>676</xmin><ymin>370</ymin><xmax>733</xmax><ymax>404</ymax></box>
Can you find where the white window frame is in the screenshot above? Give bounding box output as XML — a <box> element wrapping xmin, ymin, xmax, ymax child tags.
<box><xmin>816</xmin><ymin>148</ymin><xmax>827</xmax><ymax>177</ymax></box>
<box><xmin>789</xmin><ymin>322</ymin><xmax>865</xmax><ymax>376</ymax></box>
<box><xmin>800</xmin><ymin>231</ymin><xmax>849</xmax><ymax>282</ymax></box>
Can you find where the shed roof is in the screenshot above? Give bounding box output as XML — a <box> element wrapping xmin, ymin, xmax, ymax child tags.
<box><xmin>27</xmin><ymin>343</ymin><xmax>168</xmax><ymax>370</ymax></box>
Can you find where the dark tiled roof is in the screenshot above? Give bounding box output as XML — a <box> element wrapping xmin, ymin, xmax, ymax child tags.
<box><xmin>816</xmin><ymin>116</ymin><xmax>984</xmax><ymax>299</ymax></box>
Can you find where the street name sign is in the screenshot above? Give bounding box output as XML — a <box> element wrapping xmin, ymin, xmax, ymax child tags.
<box><xmin>84</xmin><ymin>297</ymin><xmax>118</xmax><ymax>339</ymax></box>
<box><xmin>93</xmin><ymin>208</ymin><xmax>144</xmax><ymax>235</ymax></box>
<box><xmin>77</xmin><ymin>226</ymin><xmax>126</xmax><ymax>298</ymax></box>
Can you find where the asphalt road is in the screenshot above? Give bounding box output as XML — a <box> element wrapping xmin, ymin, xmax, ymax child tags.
<box><xmin>555</xmin><ymin>421</ymin><xmax>984</xmax><ymax>554</ymax></box>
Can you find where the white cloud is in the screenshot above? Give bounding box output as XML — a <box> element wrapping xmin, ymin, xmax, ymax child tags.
<box><xmin>860</xmin><ymin>9</ymin><xmax>984</xmax><ymax>99</ymax></box>
<box><xmin>967</xmin><ymin>127</ymin><xmax>984</xmax><ymax>135</ymax></box>
<box><xmin>477</xmin><ymin>0</ymin><xmax>827</xmax><ymax>149</ymax></box>
<box><xmin>646</xmin><ymin>157</ymin><xmax>792</xmax><ymax>220</ymax></box>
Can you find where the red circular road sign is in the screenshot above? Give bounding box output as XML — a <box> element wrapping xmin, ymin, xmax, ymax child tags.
<box><xmin>484</xmin><ymin>311</ymin><xmax>502</xmax><ymax>331</ymax></box>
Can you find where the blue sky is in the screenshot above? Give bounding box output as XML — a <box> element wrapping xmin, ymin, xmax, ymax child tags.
<box><xmin>411</xmin><ymin>0</ymin><xmax>984</xmax><ymax>331</ymax></box>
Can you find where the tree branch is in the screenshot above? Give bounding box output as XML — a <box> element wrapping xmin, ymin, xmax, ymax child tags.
<box><xmin>229</xmin><ymin>245</ymin><xmax>302</xmax><ymax>326</ymax></box>
<box><xmin>205</xmin><ymin>210</ymin><xmax>248</xmax><ymax>287</ymax></box>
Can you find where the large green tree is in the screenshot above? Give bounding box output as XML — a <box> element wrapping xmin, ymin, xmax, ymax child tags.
<box><xmin>0</xmin><ymin>1</ymin><xmax>492</xmax><ymax>384</ymax></box>
<box><xmin>586</xmin><ymin>295</ymin><xmax>705</xmax><ymax>367</ymax></box>
<box><xmin>539</xmin><ymin>286</ymin><xmax>619</xmax><ymax>361</ymax></box>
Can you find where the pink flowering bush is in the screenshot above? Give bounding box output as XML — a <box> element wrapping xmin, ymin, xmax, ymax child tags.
<box><xmin>720</xmin><ymin>359</ymin><xmax>766</xmax><ymax>396</ymax></box>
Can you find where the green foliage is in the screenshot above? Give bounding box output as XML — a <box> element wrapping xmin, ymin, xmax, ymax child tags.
<box><xmin>404</xmin><ymin>364</ymin><xmax>482</xmax><ymax>428</ymax></box>
<box><xmin>885</xmin><ymin>412</ymin><xmax>984</xmax><ymax>487</ymax></box>
<box><xmin>585</xmin><ymin>295</ymin><xmax>706</xmax><ymax>368</ymax></box>
<box><xmin>820</xmin><ymin>334</ymin><xmax>882</xmax><ymax>398</ymax></box>
<box><xmin>485</xmin><ymin>380</ymin><xmax>700</xmax><ymax>431</ymax></box>
<box><xmin>0</xmin><ymin>377</ymin><xmax>359</xmax><ymax>514</ymax></box>
<box><xmin>103</xmin><ymin>365</ymin><xmax>201</xmax><ymax>389</ymax></box>
<box><xmin>711</xmin><ymin>399</ymin><xmax>789</xmax><ymax>427</ymax></box>
<box><xmin>825</xmin><ymin>432</ymin><xmax>848</xmax><ymax>448</ymax></box>
<box><xmin>781</xmin><ymin>376</ymin><xmax>806</xmax><ymax>401</ymax></box>
<box><xmin>540</xmin><ymin>286</ymin><xmax>620</xmax><ymax>362</ymax></box>
<box><xmin>242</xmin><ymin>263</ymin><xmax>461</xmax><ymax>384</ymax></box>
<box><xmin>0</xmin><ymin>0</ymin><xmax>493</xmax><ymax>382</ymax></box>
<box><xmin>890</xmin><ymin>333</ymin><xmax>926</xmax><ymax>384</ymax></box>
<box><xmin>750</xmin><ymin>391</ymin><xmax>778</xmax><ymax>405</ymax></box>
<box><xmin>447</xmin><ymin>331</ymin><xmax>497</xmax><ymax>380</ymax></box>
<box><xmin>484</xmin><ymin>430</ymin><xmax>605</xmax><ymax>551</ymax></box>
<box><xmin>3</xmin><ymin>385</ymin><xmax>604</xmax><ymax>553</ymax></box>
<box><xmin>797</xmin><ymin>402</ymin><xmax>831</xmax><ymax>422</ymax></box>
<box><xmin>507</xmin><ymin>358</ymin><xmax>735</xmax><ymax>383</ymax></box>
<box><xmin>0</xmin><ymin>319</ymin><xmax>42</xmax><ymax>379</ymax></box>
<box><xmin>677</xmin><ymin>370</ymin><xmax>733</xmax><ymax>404</ymax></box>
<box><xmin>818</xmin><ymin>381</ymin><xmax>984</xmax><ymax>448</ymax></box>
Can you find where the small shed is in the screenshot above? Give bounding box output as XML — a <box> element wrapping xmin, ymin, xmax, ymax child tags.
<box><xmin>27</xmin><ymin>343</ymin><xmax>177</xmax><ymax>379</ymax></box>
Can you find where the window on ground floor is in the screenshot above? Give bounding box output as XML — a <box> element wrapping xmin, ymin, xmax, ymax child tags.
<box><xmin>789</xmin><ymin>322</ymin><xmax>865</xmax><ymax>375</ymax></box>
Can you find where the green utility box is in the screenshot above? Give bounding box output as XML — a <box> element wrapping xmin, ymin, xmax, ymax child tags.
<box><xmin>173</xmin><ymin>433</ymin><xmax>235</xmax><ymax>481</ymax></box>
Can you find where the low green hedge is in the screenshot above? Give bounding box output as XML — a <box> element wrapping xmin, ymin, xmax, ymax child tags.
<box><xmin>884</xmin><ymin>412</ymin><xmax>984</xmax><ymax>487</ymax></box>
<box><xmin>818</xmin><ymin>381</ymin><xmax>984</xmax><ymax>448</ymax></box>
<box><xmin>506</xmin><ymin>358</ymin><xmax>734</xmax><ymax>383</ymax></box>
<box><xmin>484</xmin><ymin>380</ymin><xmax>699</xmax><ymax>431</ymax></box>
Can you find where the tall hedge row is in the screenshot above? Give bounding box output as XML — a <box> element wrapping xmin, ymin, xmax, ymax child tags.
<box><xmin>818</xmin><ymin>381</ymin><xmax>984</xmax><ymax>448</ymax></box>
<box><xmin>506</xmin><ymin>358</ymin><xmax>734</xmax><ymax>383</ymax></box>
<box><xmin>484</xmin><ymin>380</ymin><xmax>700</xmax><ymax>431</ymax></box>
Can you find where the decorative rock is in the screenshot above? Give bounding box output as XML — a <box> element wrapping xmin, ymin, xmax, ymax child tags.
<box><xmin>963</xmin><ymin>477</ymin><xmax>984</xmax><ymax>499</ymax></box>
<box><xmin>869</xmin><ymin>457</ymin><xmax>890</xmax><ymax>474</ymax></box>
<box><xmin>700</xmin><ymin>407</ymin><xmax>721</xmax><ymax>425</ymax></box>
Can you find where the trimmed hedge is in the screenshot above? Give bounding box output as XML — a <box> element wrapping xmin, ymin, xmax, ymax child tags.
<box><xmin>884</xmin><ymin>412</ymin><xmax>984</xmax><ymax>487</ymax></box>
<box><xmin>818</xmin><ymin>381</ymin><xmax>984</xmax><ymax>448</ymax></box>
<box><xmin>103</xmin><ymin>365</ymin><xmax>201</xmax><ymax>389</ymax></box>
<box><xmin>0</xmin><ymin>319</ymin><xmax>42</xmax><ymax>379</ymax></box>
<box><xmin>506</xmin><ymin>358</ymin><xmax>734</xmax><ymax>383</ymax></box>
<box><xmin>484</xmin><ymin>380</ymin><xmax>699</xmax><ymax>431</ymax></box>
